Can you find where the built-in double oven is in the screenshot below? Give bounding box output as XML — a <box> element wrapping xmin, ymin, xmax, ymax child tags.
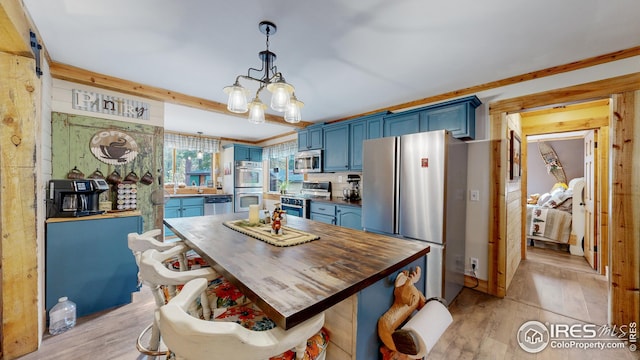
<box><xmin>235</xmin><ymin>161</ymin><xmax>262</xmax><ymax>187</ymax></box>
<box><xmin>235</xmin><ymin>188</ymin><xmax>263</xmax><ymax>212</ymax></box>
<box><xmin>234</xmin><ymin>161</ymin><xmax>263</xmax><ymax>212</ymax></box>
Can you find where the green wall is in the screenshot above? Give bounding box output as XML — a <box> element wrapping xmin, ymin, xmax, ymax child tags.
<box><xmin>51</xmin><ymin>112</ymin><xmax>163</xmax><ymax>231</ymax></box>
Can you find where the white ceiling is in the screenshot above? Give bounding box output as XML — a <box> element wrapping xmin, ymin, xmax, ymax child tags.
<box><xmin>23</xmin><ymin>0</ymin><xmax>640</xmax><ymax>142</ymax></box>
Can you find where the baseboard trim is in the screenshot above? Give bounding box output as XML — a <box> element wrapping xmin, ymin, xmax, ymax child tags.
<box><xmin>464</xmin><ymin>275</ymin><xmax>489</xmax><ymax>293</ymax></box>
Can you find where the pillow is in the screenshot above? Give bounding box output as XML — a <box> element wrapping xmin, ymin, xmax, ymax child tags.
<box><xmin>537</xmin><ymin>192</ymin><xmax>551</xmax><ymax>206</ymax></box>
<box><xmin>541</xmin><ymin>188</ymin><xmax>566</xmax><ymax>208</ymax></box>
<box><xmin>552</xmin><ymin>182</ymin><xmax>568</xmax><ymax>191</ymax></box>
<box><xmin>555</xmin><ymin>197</ymin><xmax>573</xmax><ymax>212</ymax></box>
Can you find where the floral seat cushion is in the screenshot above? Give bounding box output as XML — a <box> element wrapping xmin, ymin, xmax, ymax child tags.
<box><xmin>182</xmin><ymin>276</ymin><xmax>252</xmax><ymax>317</ymax></box>
<box><xmin>213</xmin><ymin>305</ymin><xmax>329</xmax><ymax>360</ymax></box>
<box><xmin>165</xmin><ymin>250</ymin><xmax>210</xmax><ymax>270</ymax></box>
<box><xmin>182</xmin><ymin>278</ymin><xmax>330</xmax><ymax>360</ymax></box>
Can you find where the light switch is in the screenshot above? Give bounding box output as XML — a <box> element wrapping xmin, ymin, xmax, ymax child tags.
<box><xmin>470</xmin><ymin>190</ymin><xmax>480</xmax><ymax>201</ymax></box>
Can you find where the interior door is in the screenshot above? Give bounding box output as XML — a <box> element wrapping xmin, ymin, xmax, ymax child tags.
<box><xmin>583</xmin><ymin>130</ymin><xmax>597</xmax><ymax>269</ymax></box>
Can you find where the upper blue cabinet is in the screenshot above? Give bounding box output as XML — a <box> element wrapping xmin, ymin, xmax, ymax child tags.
<box><xmin>234</xmin><ymin>145</ymin><xmax>263</xmax><ymax>162</ymax></box>
<box><xmin>420</xmin><ymin>96</ymin><xmax>482</xmax><ymax>139</ymax></box>
<box><xmin>297</xmin><ymin>123</ymin><xmax>324</xmax><ymax>151</ymax></box>
<box><xmin>323</xmin><ymin>123</ymin><xmax>350</xmax><ymax>171</ymax></box>
<box><xmin>383</xmin><ymin>111</ymin><xmax>420</xmax><ymax>137</ymax></box>
<box><xmin>384</xmin><ymin>96</ymin><xmax>481</xmax><ymax>139</ymax></box>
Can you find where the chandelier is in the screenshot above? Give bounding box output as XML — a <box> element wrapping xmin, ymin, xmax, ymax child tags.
<box><xmin>223</xmin><ymin>21</ymin><xmax>303</xmax><ymax>124</ymax></box>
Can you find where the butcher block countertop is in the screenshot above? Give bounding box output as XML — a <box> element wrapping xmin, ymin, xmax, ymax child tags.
<box><xmin>46</xmin><ymin>210</ymin><xmax>142</xmax><ymax>223</ymax></box>
<box><xmin>164</xmin><ymin>213</ymin><xmax>429</xmax><ymax>330</ymax></box>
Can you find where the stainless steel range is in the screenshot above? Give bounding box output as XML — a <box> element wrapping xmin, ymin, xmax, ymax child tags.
<box><xmin>280</xmin><ymin>181</ymin><xmax>331</xmax><ymax>219</ymax></box>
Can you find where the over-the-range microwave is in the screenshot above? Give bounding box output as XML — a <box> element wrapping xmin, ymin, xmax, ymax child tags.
<box><xmin>294</xmin><ymin>149</ymin><xmax>322</xmax><ymax>173</ymax></box>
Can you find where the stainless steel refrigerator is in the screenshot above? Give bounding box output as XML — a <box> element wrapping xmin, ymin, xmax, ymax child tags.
<box><xmin>362</xmin><ymin>130</ymin><xmax>467</xmax><ymax>305</ymax></box>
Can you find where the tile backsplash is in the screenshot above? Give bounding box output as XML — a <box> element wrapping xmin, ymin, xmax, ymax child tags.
<box><xmin>306</xmin><ymin>171</ymin><xmax>362</xmax><ymax>199</ymax></box>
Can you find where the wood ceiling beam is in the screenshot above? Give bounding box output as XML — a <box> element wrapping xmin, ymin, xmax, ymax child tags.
<box><xmin>0</xmin><ymin>0</ymin><xmax>33</xmax><ymax>57</ymax></box>
<box><xmin>49</xmin><ymin>61</ymin><xmax>311</xmax><ymax>129</ymax></box>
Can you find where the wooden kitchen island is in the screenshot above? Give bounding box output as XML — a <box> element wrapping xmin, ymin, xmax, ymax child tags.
<box><xmin>164</xmin><ymin>213</ymin><xmax>430</xmax><ymax>360</ymax></box>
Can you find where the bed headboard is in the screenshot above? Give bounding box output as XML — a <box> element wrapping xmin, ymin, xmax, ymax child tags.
<box><xmin>568</xmin><ymin>177</ymin><xmax>585</xmax><ymax>252</ymax></box>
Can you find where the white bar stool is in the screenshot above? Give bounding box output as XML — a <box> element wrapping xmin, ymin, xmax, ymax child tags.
<box><xmin>159</xmin><ymin>277</ymin><xmax>329</xmax><ymax>360</ymax></box>
<box><xmin>137</xmin><ymin>246</ymin><xmax>251</xmax><ymax>357</ymax></box>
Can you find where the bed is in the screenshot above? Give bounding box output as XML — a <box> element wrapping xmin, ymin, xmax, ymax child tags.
<box><xmin>526</xmin><ymin>177</ymin><xmax>585</xmax><ymax>256</ymax></box>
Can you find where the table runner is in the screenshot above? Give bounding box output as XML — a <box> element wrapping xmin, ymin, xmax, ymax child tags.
<box><xmin>223</xmin><ymin>220</ymin><xmax>320</xmax><ymax>247</ymax></box>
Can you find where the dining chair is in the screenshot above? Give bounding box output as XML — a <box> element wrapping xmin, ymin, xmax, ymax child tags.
<box><xmin>159</xmin><ymin>277</ymin><xmax>329</xmax><ymax>360</ymax></box>
<box><xmin>136</xmin><ymin>246</ymin><xmax>250</xmax><ymax>357</ymax></box>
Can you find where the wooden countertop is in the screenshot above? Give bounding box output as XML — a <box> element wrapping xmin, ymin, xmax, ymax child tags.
<box><xmin>311</xmin><ymin>197</ymin><xmax>362</xmax><ymax>207</ymax></box>
<box><xmin>164</xmin><ymin>213</ymin><xmax>429</xmax><ymax>330</ymax></box>
<box><xmin>168</xmin><ymin>193</ymin><xmax>232</xmax><ymax>198</ymax></box>
<box><xmin>46</xmin><ymin>210</ymin><xmax>142</xmax><ymax>223</ymax></box>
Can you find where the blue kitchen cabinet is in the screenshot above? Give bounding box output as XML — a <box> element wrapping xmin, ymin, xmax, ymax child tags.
<box><xmin>45</xmin><ymin>215</ymin><xmax>142</xmax><ymax>318</ymax></box>
<box><xmin>367</xmin><ymin>115</ymin><xmax>384</xmax><ymax>140</ymax></box>
<box><xmin>383</xmin><ymin>111</ymin><xmax>420</xmax><ymax>137</ymax></box>
<box><xmin>420</xmin><ymin>96</ymin><xmax>481</xmax><ymax>139</ymax></box>
<box><xmin>164</xmin><ymin>197</ymin><xmax>204</xmax><ymax>236</ymax></box>
<box><xmin>350</xmin><ymin>111</ymin><xmax>388</xmax><ymax>170</ymax></box>
<box><xmin>323</xmin><ymin>123</ymin><xmax>350</xmax><ymax>171</ymax></box>
<box><xmin>309</xmin><ymin>202</ymin><xmax>336</xmax><ymax>225</ymax></box>
<box><xmin>350</xmin><ymin>120</ymin><xmax>366</xmax><ymax>171</ymax></box>
<box><xmin>297</xmin><ymin>124</ymin><xmax>324</xmax><ymax>151</ymax></box>
<box><xmin>234</xmin><ymin>145</ymin><xmax>263</xmax><ymax>162</ymax></box>
<box><xmin>336</xmin><ymin>204</ymin><xmax>362</xmax><ymax>230</ymax></box>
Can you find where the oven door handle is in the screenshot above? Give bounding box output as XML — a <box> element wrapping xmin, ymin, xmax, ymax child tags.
<box><xmin>282</xmin><ymin>204</ymin><xmax>303</xmax><ymax>209</ymax></box>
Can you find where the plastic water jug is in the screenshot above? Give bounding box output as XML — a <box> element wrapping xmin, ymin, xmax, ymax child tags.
<box><xmin>49</xmin><ymin>297</ymin><xmax>76</xmax><ymax>335</ymax></box>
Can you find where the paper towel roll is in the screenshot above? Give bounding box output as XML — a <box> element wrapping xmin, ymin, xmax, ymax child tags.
<box><xmin>398</xmin><ymin>300</ymin><xmax>452</xmax><ymax>358</ymax></box>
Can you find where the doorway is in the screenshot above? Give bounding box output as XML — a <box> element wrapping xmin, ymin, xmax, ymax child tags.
<box><xmin>519</xmin><ymin>99</ymin><xmax>610</xmax><ymax>276</ymax></box>
<box><xmin>511</xmin><ymin>99</ymin><xmax>610</xmax><ymax>324</ymax></box>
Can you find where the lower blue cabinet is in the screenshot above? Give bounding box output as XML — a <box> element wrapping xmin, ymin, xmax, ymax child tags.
<box><xmin>336</xmin><ymin>205</ymin><xmax>362</xmax><ymax>230</ymax></box>
<box><xmin>164</xmin><ymin>197</ymin><xmax>204</xmax><ymax>236</ymax></box>
<box><xmin>45</xmin><ymin>215</ymin><xmax>143</xmax><ymax>318</ymax></box>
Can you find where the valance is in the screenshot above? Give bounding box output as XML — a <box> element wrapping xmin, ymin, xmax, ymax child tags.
<box><xmin>164</xmin><ymin>133</ymin><xmax>220</xmax><ymax>153</ymax></box>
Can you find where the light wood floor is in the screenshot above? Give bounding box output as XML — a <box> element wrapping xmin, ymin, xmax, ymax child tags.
<box><xmin>19</xmin><ymin>248</ymin><xmax>635</xmax><ymax>360</ymax></box>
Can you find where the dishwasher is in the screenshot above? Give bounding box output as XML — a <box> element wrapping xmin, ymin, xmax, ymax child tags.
<box><xmin>204</xmin><ymin>195</ymin><xmax>233</xmax><ymax>215</ymax></box>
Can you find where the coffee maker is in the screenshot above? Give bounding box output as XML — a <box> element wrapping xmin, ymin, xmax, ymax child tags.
<box><xmin>343</xmin><ymin>174</ymin><xmax>361</xmax><ymax>201</ymax></box>
<box><xmin>46</xmin><ymin>179</ymin><xmax>110</xmax><ymax>218</ymax></box>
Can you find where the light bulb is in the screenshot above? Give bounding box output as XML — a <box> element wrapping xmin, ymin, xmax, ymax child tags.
<box><xmin>247</xmin><ymin>97</ymin><xmax>266</xmax><ymax>124</ymax></box>
<box><xmin>223</xmin><ymin>84</ymin><xmax>248</xmax><ymax>113</ymax></box>
<box><xmin>266</xmin><ymin>81</ymin><xmax>294</xmax><ymax>112</ymax></box>
<box><xmin>284</xmin><ymin>96</ymin><xmax>304</xmax><ymax>123</ymax></box>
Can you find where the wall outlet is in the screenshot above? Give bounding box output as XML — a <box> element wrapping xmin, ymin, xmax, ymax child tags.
<box><xmin>338</xmin><ymin>175</ymin><xmax>343</xmax><ymax>183</ymax></box>
<box><xmin>470</xmin><ymin>190</ymin><xmax>480</xmax><ymax>201</ymax></box>
<box><xmin>470</xmin><ymin>257</ymin><xmax>479</xmax><ymax>273</ymax></box>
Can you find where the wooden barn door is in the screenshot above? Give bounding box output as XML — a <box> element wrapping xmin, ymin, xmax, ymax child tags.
<box><xmin>583</xmin><ymin>130</ymin><xmax>597</xmax><ymax>270</ymax></box>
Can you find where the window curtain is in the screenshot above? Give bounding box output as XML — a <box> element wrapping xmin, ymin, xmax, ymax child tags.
<box><xmin>164</xmin><ymin>133</ymin><xmax>220</xmax><ymax>153</ymax></box>
<box><xmin>263</xmin><ymin>140</ymin><xmax>297</xmax><ymax>159</ymax></box>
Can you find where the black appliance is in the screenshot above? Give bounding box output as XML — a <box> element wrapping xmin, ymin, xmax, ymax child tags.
<box><xmin>46</xmin><ymin>179</ymin><xmax>110</xmax><ymax>218</ymax></box>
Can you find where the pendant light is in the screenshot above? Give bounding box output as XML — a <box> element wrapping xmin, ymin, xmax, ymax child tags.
<box><xmin>196</xmin><ymin>132</ymin><xmax>204</xmax><ymax>159</ymax></box>
<box><xmin>223</xmin><ymin>21</ymin><xmax>303</xmax><ymax>124</ymax></box>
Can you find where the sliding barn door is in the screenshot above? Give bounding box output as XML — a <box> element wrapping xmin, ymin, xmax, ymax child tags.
<box><xmin>583</xmin><ymin>130</ymin><xmax>597</xmax><ymax>269</ymax></box>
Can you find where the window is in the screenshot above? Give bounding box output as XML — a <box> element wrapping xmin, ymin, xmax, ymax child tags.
<box><xmin>265</xmin><ymin>141</ymin><xmax>301</xmax><ymax>193</ymax></box>
<box><xmin>164</xmin><ymin>133</ymin><xmax>220</xmax><ymax>186</ymax></box>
